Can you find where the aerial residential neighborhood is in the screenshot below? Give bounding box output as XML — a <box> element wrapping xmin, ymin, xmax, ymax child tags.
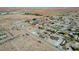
<box><xmin>0</xmin><ymin>8</ymin><xmax>79</xmax><ymax>51</ymax></box>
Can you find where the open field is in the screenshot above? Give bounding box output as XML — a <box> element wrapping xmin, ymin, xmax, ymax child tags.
<box><xmin>0</xmin><ymin>8</ymin><xmax>79</xmax><ymax>51</ymax></box>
